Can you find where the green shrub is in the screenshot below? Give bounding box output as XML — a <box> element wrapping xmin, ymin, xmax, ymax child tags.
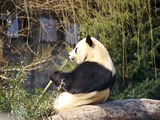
<box><xmin>111</xmin><ymin>78</ymin><xmax>160</xmax><ymax>100</ymax></box>
<box><xmin>0</xmin><ymin>72</ymin><xmax>54</xmax><ymax>120</ymax></box>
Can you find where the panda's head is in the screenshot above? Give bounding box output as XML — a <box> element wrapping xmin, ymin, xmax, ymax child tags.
<box><xmin>69</xmin><ymin>35</ymin><xmax>116</xmax><ymax>75</ymax></box>
<box><xmin>69</xmin><ymin>35</ymin><xmax>94</xmax><ymax>64</ymax></box>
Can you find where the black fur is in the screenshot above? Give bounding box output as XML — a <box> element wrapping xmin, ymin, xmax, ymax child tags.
<box><xmin>50</xmin><ymin>62</ymin><xmax>115</xmax><ymax>94</ymax></box>
<box><xmin>86</xmin><ymin>35</ymin><xmax>93</xmax><ymax>47</ymax></box>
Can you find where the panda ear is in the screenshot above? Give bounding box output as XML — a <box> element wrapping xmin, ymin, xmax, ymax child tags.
<box><xmin>86</xmin><ymin>35</ymin><xmax>93</xmax><ymax>47</ymax></box>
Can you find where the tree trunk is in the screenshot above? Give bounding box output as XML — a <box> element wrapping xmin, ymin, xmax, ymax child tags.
<box><xmin>46</xmin><ymin>99</ymin><xmax>160</xmax><ymax>120</ymax></box>
<box><xmin>0</xmin><ymin>32</ymin><xmax>5</xmax><ymax>63</ymax></box>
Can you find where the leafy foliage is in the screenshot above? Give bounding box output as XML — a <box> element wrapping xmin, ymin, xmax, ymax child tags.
<box><xmin>0</xmin><ymin>72</ymin><xmax>55</xmax><ymax>119</ymax></box>
<box><xmin>111</xmin><ymin>78</ymin><xmax>160</xmax><ymax>100</ymax></box>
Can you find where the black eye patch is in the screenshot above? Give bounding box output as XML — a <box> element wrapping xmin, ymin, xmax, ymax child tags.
<box><xmin>75</xmin><ymin>47</ymin><xmax>78</xmax><ymax>53</ymax></box>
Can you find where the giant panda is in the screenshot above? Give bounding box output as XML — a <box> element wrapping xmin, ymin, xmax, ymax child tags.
<box><xmin>50</xmin><ymin>35</ymin><xmax>116</xmax><ymax>113</ymax></box>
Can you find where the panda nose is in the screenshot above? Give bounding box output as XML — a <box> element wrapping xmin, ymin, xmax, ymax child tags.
<box><xmin>71</xmin><ymin>58</ymin><xmax>74</xmax><ymax>61</ymax></box>
<box><xmin>68</xmin><ymin>53</ymin><xmax>74</xmax><ymax>61</ymax></box>
<box><xmin>69</xmin><ymin>56</ymin><xmax>75</xmax><ymax>61</ymax></box>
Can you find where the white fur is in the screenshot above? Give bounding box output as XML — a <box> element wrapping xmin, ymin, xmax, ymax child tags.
<box><xmin>53</xmin><ymin>89</ymin><xmax>110</xmax><ymax>113</ymax></box>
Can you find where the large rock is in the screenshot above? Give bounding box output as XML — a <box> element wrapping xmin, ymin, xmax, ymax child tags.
<box><xmin>46</xmin><ymin>99</ymin><xmax>160</xmax><ymax>120</ymax></box>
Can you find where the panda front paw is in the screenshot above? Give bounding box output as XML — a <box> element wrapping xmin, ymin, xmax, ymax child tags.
<box><xmin>49</xmin><ymin>71</ymin><xmax>61</xmax><ymax>82</ymax></box>
<box><xmin>53</xmin><ymin>71</ymin><xmax>60</xmax><ymax>75</ymax></box>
